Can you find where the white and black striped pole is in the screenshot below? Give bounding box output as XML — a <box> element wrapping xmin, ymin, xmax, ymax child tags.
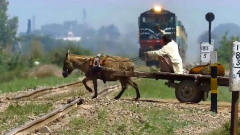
<box><xmin>205</xmin><ymin>12</ymin><xmax>218</xmax><ymax>113</ymax></box>
<box><xmin>230</xmin><ymin>41</ymin><xmax>240</xmax><ymax>135</ymax></box>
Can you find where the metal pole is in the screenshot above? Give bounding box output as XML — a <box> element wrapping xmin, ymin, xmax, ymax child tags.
<box><xmin>209</xmin><ymin>22</ymin><xmax>212</xmax><ymax>44</ymax></box>
<box><xmin>230</xmin><ymin>91</ymin><xmax>239</xmax><ymax>135</ymax></box>
<box><xmin>210</xmin><ymin>65</ymin><xmax>218</xmax><ymax>113</ymax></box>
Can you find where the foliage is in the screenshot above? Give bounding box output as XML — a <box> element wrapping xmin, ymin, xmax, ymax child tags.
<box><xmin>198</xmin><ymin>23</ymin><xmax>240</xmax><ymax>48</ymax></box>
<box><xmin>0</xmin><ymin>0</ymin><xmax>18</xmax><ymax>49</ymax></box>
<box><xmin>29</xmin><ymin>38</ymin><xmax>44</xmax><ymax>61</ymax></box>
<box><xmin>0</xmin><ymin>34</ymin><xmax>91</xmax><ymax>83</ymax></box>
<box><xmin>0</xmin><ymin>50</ymin><xmax>24</xmax><ymax>72</ymax></box>
<box><xmin>217</xmin><ymin>34</ymin><xmax>239</xmax><ymax>65</ymax></box>
<box><xmin>47</xmin><ymin>42</ymin><xmax>91</xmax><ymax>66</ymax></box>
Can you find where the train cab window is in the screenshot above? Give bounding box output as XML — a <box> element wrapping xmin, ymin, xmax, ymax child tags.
<box><xmin>169</xmin><ymin>16</ymin><xmax>175</xmax><ymax>24</ymax></box>
<box><xmin>142</xmin><ymin>17</ymin><xmax>146</xmax><ymax>23</ymax></box>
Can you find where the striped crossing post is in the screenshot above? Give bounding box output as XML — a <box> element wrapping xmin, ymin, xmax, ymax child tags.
<box><xmin>210</xmin><ymin>64</ymin><xmax>218</xmax><ymax>113</ymax></box>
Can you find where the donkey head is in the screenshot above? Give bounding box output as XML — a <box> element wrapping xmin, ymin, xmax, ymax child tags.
<box><xmin>62</xmin><ymin>50</ymin><xmax>74</xmax><ymax>78</ymax></box>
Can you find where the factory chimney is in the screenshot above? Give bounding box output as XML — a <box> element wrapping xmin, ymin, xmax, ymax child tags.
<box><xmin>27</xmin><ymin>19</ymin><xmax>31</xmax><ymax>34</ymax></box>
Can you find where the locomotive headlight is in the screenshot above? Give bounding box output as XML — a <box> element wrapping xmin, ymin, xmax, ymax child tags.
<box><xmin>153</xmin><ymin>5</ymin><xmax>162</xmax><ymax>13</ymax></box>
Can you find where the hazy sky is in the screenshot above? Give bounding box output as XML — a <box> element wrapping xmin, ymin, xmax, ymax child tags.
<box><xmin>7</xmin><ymin>0</ymin><xmax>240</xmax><ymax>62</ymax></box>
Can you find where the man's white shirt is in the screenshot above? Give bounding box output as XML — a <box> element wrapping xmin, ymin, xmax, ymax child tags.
<box><xmin>147</xmin><ymin>40</ymin><xmax>184</xmax><ymax>74</ymax></box>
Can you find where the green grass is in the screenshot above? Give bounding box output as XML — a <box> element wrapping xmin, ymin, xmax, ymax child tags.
<box><xmin>123</xmin><ymin>79</ymin><xmax>175</xmax><ymax>99</ymax></box>
<box><xmin>213</xmin><ymin>87</ymin><xmax>231</xmax><ymax>102</ymax></box>
<box><xmin>0</xmin><ymin>75</ymin><xmax>79</xmax><ymax>94</ymax></box>
<box><xmin>0</xmin><ymin>103</ymin><xmax>52</xmax><ymax>133</ymax></box>
<box><xmin>60</xmin><ymin>108</ymin><xmax>108</xmax><ymax>135</ymax></box>
<box><xmin>129</xmin><ymin>106</ymin><xmax>191</xmax><ymax>135</ymax></box>
<box><xmin>122</xmin><ymin>78</ymin><xmax>232</xmax><ymax>102</ymax></box>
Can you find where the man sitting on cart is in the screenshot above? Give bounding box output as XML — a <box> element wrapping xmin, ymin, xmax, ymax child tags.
<box><xmin>145</xmin><ymin>35</ymin><xmax>183</xmax><ymax>74</ymax></box>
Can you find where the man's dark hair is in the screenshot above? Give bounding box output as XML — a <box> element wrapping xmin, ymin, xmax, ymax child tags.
<box><xmin>162</xmin><ymin>35</ymin><xmax>172</xmax><ymax>44</ymax></box>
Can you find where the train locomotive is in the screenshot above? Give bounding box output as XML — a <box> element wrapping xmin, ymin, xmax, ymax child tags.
<box><xmin>138</xmin><ymin>6</ymin><xmax>187</xmax><ymax>66</ymax></box>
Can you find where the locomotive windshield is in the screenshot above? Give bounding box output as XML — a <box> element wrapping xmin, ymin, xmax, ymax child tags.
<box><xmin>141</xmin><ymin>15</ymin><xmax>175</xmax><ymax>28</ymax></box>
<box><xmin>139</xmin><ymin>14</ymin><xmax>176</xmax><ymax>40</ymax></box>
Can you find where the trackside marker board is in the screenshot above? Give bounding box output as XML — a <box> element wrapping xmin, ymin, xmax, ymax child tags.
<box><xmin>230</xmin><ymin>41</ymin><xmax>240</xmax><ymax>91</ymax></box>
<box><xmin>200</xmin><ymin>42</ymin><xmax>214</xmax><ymax>64</ymax></box>
<box><xmin>210</xmin><ymin>51</ymin><xmax>218</xmax><ymax>64</ymax></box>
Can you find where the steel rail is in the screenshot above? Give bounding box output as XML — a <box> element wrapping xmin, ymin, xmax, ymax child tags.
<box><xmin>6</xmin><ymin>98</ymin><xmax>83</xmax><ymax>135</ymax></box>
<box><xmin>5</xmin><ymin>84</ymin><xmax>122</xmax><ymax>135</ymax></box>
<box><xmin>9</xmin><ymin>81</ymin><xmax>83</xmax><ymax>100</ymax></box>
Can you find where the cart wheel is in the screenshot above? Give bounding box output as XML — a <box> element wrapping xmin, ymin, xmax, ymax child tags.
<box><xmin>175</xmin><ymin>80</ymin><xmax>202</xmax><ymax>103</ymax></box>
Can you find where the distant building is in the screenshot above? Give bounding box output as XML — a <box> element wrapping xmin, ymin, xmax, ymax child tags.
<box><xmin>59</xmin><ymin>31</ymin><xmax>81</xmax><ymax>42</ymax></box>
<box><xmin>26</xmin><ymin>17</ymin><xmax>36</xmax><ymax>34</ymax></box>
<box><xmin>27</xmin><ymin>19</ymin><xmax>31</xmax><ymax>34</ymax></box>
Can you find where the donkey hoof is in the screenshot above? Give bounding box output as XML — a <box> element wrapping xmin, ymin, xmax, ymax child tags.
<box><xmin>134</xmin><ymin>97</ymin><xmax>140</xmax><ymax>101</ymax></box>
<box><xmin>92</xmin><ymin>95</ymin><xmax>97</xmax><ymax>99</ymax></box>
<box><xmin>88</xmin><ymin>90</ymin><xmax>93</xmax><ymax>93</ymax></box>
<box><xmin>114</xmin><ymin>97</ymin><xmax>120</xmax><ymax>100</ymax></box>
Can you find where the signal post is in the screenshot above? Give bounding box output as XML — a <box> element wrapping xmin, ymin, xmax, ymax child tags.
<box><xmin>205</xmin><ymin>12</ymin><xmax>218</xmax><ymax>113</ymax></box>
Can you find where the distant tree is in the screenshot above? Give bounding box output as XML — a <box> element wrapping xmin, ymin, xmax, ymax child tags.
<box><xmin>198</xmin><ymin>23</ymin><xmax>240</xmax><ymax>48</ymax></box>
<box><xmin>97</xmin><ymin>24</ymin><xmax>120</xmax><ymax>40</ymax></box>
<box><xmin>217</xmin><ymin>34</ymin><xmax>239</xmax><ymax>64</ymax></box>
<box><xmin>0</xmin><ymin>0</ymin><xmax>18</xmax><ymax>49</ymax></box>
<box><xmin>47</xmin><ymin>42</ymin><xmax>91</xmax><ymax>66</ymax></box>
<box><xmin>198</xmin><ymin>31</ymin><xmax>216</xmax><ymax>44</ymax></box>
<box><xmin>29</xmin><ymin>38</ymin><xmax>44</xmax><ymax>60</ymax></box>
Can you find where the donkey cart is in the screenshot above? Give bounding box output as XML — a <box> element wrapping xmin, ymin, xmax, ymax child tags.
<box><xmin>109</xmin><ymin>69</ymin><xmax>229</xmax><ymax>103</ymax></box>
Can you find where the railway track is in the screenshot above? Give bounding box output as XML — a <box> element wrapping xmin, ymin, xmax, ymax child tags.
<box><xmin>5</xmin><ymin>82</ymin><xmax>121</xmax><ymax>135</ymax></box>
<box><xmin>9</xmin><ymin>81</ymin><xmax>83</xmax><ymax>100</ymax></box>
<box><xmin>6</xmin><ymin>98</ymin><xmax>83</xmax><ymax>135</ymax></box>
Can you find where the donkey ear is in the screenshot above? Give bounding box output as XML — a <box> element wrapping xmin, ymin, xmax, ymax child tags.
<box><xmin>67</xmin><ymin>49</ymin><xmax>71</xmax><ymax>55</ymax></box>
<box><xmin>66</xmin><ymin>49</ymin><xmax>71</xmax><ymax>60</ymax></box>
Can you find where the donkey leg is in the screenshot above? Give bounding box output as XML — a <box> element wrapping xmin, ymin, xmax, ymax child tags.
<box><xmin>127</xmin><ymin>79</ymin><xmax>140</xmax><ymax>101</ymax></box>
<box><xmin>114</xmin><ymin>80</ymin><xmax>127</xmax><ymax>100</ymax></box>
<box><xmin>82</xmin><ymin>77</ymin><xmax>93</xmax><ymax>93</ymax></box>
<box><xmin>92</xmin><ymin>78</ymin><xmax>98</xmax><ymax>99</ymax></box>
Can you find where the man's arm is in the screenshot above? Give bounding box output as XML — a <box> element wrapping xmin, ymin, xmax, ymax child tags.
<box><xmin>144</xmin><ymin>49</ymin><xmax>164</xmax><ymax>61</ymax></box>
<box><xmin>145</xmin><ymin>47</ymin><xmax>168</xmax><ymax>57</ymax></box>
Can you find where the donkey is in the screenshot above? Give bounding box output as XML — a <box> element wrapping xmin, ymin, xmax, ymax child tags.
<box><xmin>62</xmin><ymin>50</ymin><xmax>140</xmax><ymax>100</ymax></box>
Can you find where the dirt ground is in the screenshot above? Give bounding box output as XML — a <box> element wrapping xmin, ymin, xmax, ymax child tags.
<box><xmin>0</xmin><ymin>80</ymin><xmax>235</xmax><ymax>135</ymax></box>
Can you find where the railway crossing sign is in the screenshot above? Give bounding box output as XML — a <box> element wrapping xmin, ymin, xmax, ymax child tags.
<box><xmin>200</xmin><ymin>42</ymin><xmax>214</xmax><ymax>64</ymax></box>
<box><xmin>230</xmin><ymin>41</ymin><xmax>240</xmax><ymax>91</ymax></box>
<box><xmin>210</xmin><ymin>51</ymin><xmax>217</xmax><ymax>64</ymax></box>
<box><xmin>230</xmin><ymin>41</ymin><xmax>240</xmax><ymax>135</ymax></box>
